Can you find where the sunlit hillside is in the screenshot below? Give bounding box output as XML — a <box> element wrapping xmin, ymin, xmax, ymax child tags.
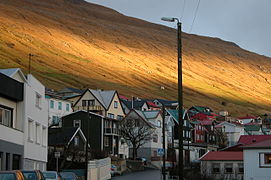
<box><xmin>0</xmin><ymin>0</ymin><xmax>271</xmax><ymax>115</ymax></box>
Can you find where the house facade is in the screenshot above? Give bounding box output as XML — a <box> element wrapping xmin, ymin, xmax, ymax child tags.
<box><xmin>243</xmin><ymin>138</ymin><xmax>271</xmax><ymax>180</ymax></box>
<box><xmin>215</xmin><ymin>121</ymin><xmax>245</xmax><ymax>146</ymax></box>
<box><xmin>0</xmin><ymin>68</ymin><xmax>48</xmax><ymax>171</ymax></box>
<box><xmin>0</xmin><ymin>71</ymin><xmax>24</xmax><ymax>170</ymax></box>
<box><xmin>46</xmin><ymin>89</ymin><xmax>73</xmax><ymax>127</ymax></box>
<box><xmin>200</xmin><ymin>151</ymin><xmax>244</xmax><ymax>180</ymax></box>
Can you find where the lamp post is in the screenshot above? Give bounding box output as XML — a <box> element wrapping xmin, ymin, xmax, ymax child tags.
<box><xmin>161</xmin><ymin>17</ymin><xmax>183</xmax><ymax>180</ymax></box>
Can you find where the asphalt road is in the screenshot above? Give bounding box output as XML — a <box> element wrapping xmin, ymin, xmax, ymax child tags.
<box><xmin>112</xmin><ymin>169</ymin><xmax>162</xmax><ymax>180</ymax></box>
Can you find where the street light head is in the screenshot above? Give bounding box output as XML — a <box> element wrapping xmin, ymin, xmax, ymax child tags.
<box><xmin>161</xmin><ymin>17</ymin><xmax>175</xmax><ymax>22</ymax></box>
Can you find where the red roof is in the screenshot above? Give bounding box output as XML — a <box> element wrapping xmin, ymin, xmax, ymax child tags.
<box><xmin>119</xmin><ymin>95</ymin><xmax>129</xmax><ymax>101</ymax></box>
<box><xmin>238</xmin><ymin>135</ymin><xmax>271</xmax><ymax>145</ymax></box>
<box><xmin>147</xmin><ymin>101</ymin><xmax>159</xmax><ymax>108</ymax></box>
<box><xmin>200</xmin><ymin>151</ymin><xmax>243</xmax><ymax>161</ymax></box>
<box><xmin>243</xmin><ymin>138</ymin><xmax>271</xmax><ymax>149</ymax></box>
<box><xmin>191</xmin><ymin>113</ymin><xmax>215</xmax><ymax>121</ymax></box>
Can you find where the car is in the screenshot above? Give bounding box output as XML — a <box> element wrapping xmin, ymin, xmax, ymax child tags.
<box><xmin>0</xmin><ymin>170</ymin><xmax>25</xmax><ymax>180</ymax></box>
<box><xmin>21</xmin><ymin>170</ymin><xmax>45</xmax><ymax>180</ymax></box>
<box><xmin>42</xmin><ymin>171</ymin><xmax>61</xmax><ymax>180</ymax></box>
<box><xmin>59</xmin><ymin>172</ymin><xmax>78</xmax><ymax>180</ymax></box>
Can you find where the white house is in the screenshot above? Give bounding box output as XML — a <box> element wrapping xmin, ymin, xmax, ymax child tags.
<box><xmin>243</xmin><ymin>138</ymin><xmax>271</xmax><ymax>180</ymax></box>
<box><xmin>215</xmin><ymin>121</ymin><xmax>245</xmax><ymax>146</ymax></box>
<box><xmin>0</xmin><ymin>68</ymin><xmax>48</xmax><ymax>170</ymax></box>
<box><xmin>45</xmin><ymin>89</ymin><xmax>73</xmax><ymax>127</ymax></box>
<box><xmin>0</xmin><ymin>69</ymin><xmax>25</xmax><ymax>170</ymax></box>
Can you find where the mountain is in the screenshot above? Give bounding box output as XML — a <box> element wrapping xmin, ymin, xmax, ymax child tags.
<box><xmin>0</xmin><ymin>0</ymin><xmax>271</xmax><ymax>115</ymax></box>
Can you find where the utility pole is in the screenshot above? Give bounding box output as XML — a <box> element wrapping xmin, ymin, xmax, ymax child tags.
<box><xmin>162</xmin><ymin>104</ymin><xmax>166</xmax><ymax>180</ymax></box>
<box><xmin>85</xmin><ymin>102</ymin><xmax>90</xmax><ymax>180</ymax></box>
<box><xmin>177</xmin><ymin>21</ymin><xmax>184</xmax><ymax>180</ymax></box>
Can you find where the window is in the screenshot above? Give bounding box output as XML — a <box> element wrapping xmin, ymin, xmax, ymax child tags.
<box><xmin>108</xmin><ymin>113</ymin><xmax>115</xmax><ymax>119</ymax></box>
<box><xmin>212</xmin><ymin>163</ymin><xmax>220</xmax><ymax>173</ymax></box>
<box><xmin>52</xmin><ymin>116</ymin><xmax>59</xmax><ymax>125</ymax></box>
<box><xmin>36</xmin><ymin>123</ymin><xmax>41</xmax><ymax>144</ymax></box>
<box><xmin>82</xmin><ymin>100</ymin><xmax>95</xmax><ymax>106</ymax></box>
<box><xmin>28</xmin><ymin>119</ymin><xmax>34</xmax><ymax>141</ymax></box>
<box><xmin>0</xmin><ymin>107</ymin><xmax>12</xmax><ymax>127</ymax></box>
<box><xmin>42</xmin><ymin>126</ymin><xmax>46</xmax><ymax>146</ymax></box>
<box><xmin>114</xmin><ymin>101</ymin><xmax>118</xmax><ymax>108</ymax></box>
<box><xmin>0</xmin><ymin>152</ymin><xmax>2</xmax><ymax>170</ymax></box>
<box><xmin>238</xmin><ymin>163</ymin><xmax>244</xmax><ymax>174</ymax></box>
<box><xmin>50</xmin><ymin>100</ymin><xmax>54</xmax><ymax>109</ymax></box>
<box><xmin>35</xmin><ymin>93</ymin><xmax>42</xmax><ymax>109</ymax></box>
<box><xmin>117</xmin><ymin>115</ymin><xmax>123</xmax><ymax>120</ymax></box>
<box><xmin>73</xmin><ymin>120</ymin><xmax>81</xmax><ymax>128</ymax></box>
<box><xmin>12</xmin><ymin>154</ymin><xmax>21</xmax><ymax>170</ymax></box>
<box><xmin>66</xmin><ymin>104</ymin><xmax>70</xmax><ymax>111</ymax></box>
<box><xmin>104</xmin><ymin>136</ymin><xmax>109</xmax><ymax>147</ymax></box>
<box><xmin>58</xmin><ymin>102</ymin><xmax>62</xmax><ymax>110</ymax></box>
<box><xmin>265</xmin><ymin>154</ymin><xmax>271</xmax><ymax>164</ymax></box>
<box><xmin>153</xmin><ymin>134</ymin><xmax>158</xmax><ymax>143</ymax></box>
<box><xmin>74</xmin><ymin>136</ymin><xmax>79</xmax><ymax>146</ymax></box>
<box><xmin>157</xmin><ymin>120</ymin><xmax>161</xmax><ymax>127</ymax></box>
<box><xmin>6</xmin><ymin>153</ymin><xmax>10</xmax><ymax>170</ymax></box>
<box><xmin>225</xmin><ymin>163</ymin><xmax>233</xmax><ymax>173</ymax></box>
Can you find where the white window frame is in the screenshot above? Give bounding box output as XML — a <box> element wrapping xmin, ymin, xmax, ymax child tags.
<box><xmin>73</xmin><ymin>120</ymin><xmax>81</xmax><ymax>128</ymax></box>
<box><xmin>114</xmin><ymin>101</ymin><xmax>118</xmax><ymax>108</ymax></box>
<box><xmin>36</xmin><ymin>123</ymin><xmax>41</xmax><ymax>144</ymax></box>
<box><xmin>28</xmin><ymin>119</ymin><xmax>34</xmax><ymax>142</ymax></box>
<box><xmin>35</xmin><ymin>93</ymin><xmax>42</xmax><ymax>109</ymax></box>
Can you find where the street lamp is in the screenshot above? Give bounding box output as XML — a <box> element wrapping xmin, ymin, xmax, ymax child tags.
<box><xmin>161</xmin><ymin>17</ymin><xmax>183</xmax><ymax>180</ymax></box>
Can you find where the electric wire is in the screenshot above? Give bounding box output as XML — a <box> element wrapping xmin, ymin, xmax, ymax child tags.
<box><xmin>189</xmin><ymin>0</ymin><xmax>201</xmax><ymax>33</ymax></box>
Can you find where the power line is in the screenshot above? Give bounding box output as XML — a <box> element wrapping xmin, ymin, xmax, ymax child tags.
<box><xmin>189</xmin><ymin>0</ymin><xmax>201</xmax><ymax>33</ymax></box>
<box><xmin>180</xmin><ymin>0</ymin><xmax>186</xmax><ymax>21</ymax></box>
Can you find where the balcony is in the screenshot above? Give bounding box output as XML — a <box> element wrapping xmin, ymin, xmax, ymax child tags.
<box><xmin>104</xmin><ymin>128</ymin><xmax>120</xmax><ymax>136</ymax></box>
<box><xmin>73</xmin><ymin>105</ymin><xmax>103</xmax><ymax>111</ymax></box>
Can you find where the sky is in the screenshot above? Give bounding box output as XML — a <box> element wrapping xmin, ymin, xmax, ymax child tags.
<box><xmin>86</xmin><ymin>0</ymin><xmax>271</xmax><ymax>58</ymax></box>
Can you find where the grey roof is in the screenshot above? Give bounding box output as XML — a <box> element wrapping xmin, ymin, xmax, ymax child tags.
<box><xmin>0</xmin><ymin>68</ymin><xmax>21</xmax><ymax>77</ymax></box>
<box><xmin>142</xmin><ymin>111</ymin><xmax>160</xmax><ymax>119</ymax></box>
<box><xmin>89</xmin><ymin>89</ymin><xmax>116</xmax><ymax>109</ymax></box>
<box><xmin>120</xmin><ymin>99</ymin><xmax>146</xmax><ymax>110</ymax></box>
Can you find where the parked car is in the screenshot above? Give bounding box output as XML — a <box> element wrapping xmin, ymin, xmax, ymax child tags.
<box><xmin>0</xmin><ymin>170</ymin><xmax>25</xmax><ymax>180</ymax></box>
<box><xmin>42</xmin><ymin>171</ymin><xmax>61</xmax><ymax>180</ymax></box>
<box><xmin>110</xmin><ymin>164</ymin><xmax>117</xmax><ymax>177</ymax></box>
<box><xmin>21</xmin><ymin>170</ymin><xmax>45</xmax><ymax>180</ymax></box>
<box><xmin>59</xmin><ymin>172</ymin><xmax>78</xmax><ymax>180</ymax></box>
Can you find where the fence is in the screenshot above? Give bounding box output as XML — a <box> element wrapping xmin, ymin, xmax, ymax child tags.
<box><xmin>88</xmin><ymin>157</ymin><xmax>111</xmax><ymax>180</ymax></box>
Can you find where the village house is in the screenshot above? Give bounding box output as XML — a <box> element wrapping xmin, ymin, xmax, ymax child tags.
<box><xmin>123</xmin><ymin>109</ymin><xmax>167</xmax><ymax>163</ymax></box>
<box><xmin>200</xmin><ymin>151</ymin><xmax>244</xmax><ymax>180</ymax></box>
<box><xmin>47</xmin><ymin>127</ymin><xmax>87</xmax><ymax>170</ymax></box>
<box><xmin>0</xmin><ymin>68</ymin><xmax>48</xmax><ymax>170</ymax></box>
<box><xmin>61</xmin><ymin>110</ymin><xmax>128</xmax><ymax>158</ymax></box>
<box><xmin>46</xmin><ymin>88</ymin><xmax>73</xmax><ymax>127</ymax></box>
<box><xmin>215</xmin><ymin>121</ymin><xmax>245</xmax><ymax>146</ymax></box>
<box><xmin>243</xmin><ymin>138</ymin><xmax>271</xmax><ymax>180</ymax></box>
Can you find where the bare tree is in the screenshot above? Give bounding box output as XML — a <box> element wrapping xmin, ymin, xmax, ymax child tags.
<box><xmin>120</xmin><ymin>116</ymin><xmax>155</xmax><ymax>159</ymax></box>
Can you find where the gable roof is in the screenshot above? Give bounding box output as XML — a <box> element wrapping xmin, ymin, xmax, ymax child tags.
<box><xmin>238</xmin><ymin>135</ymin><xmax>271</xmax><ymax>145</ymax></box>
<box><xmin>58</xmin><ymin>87</ymin><xmax>84</xmax><ymax>94</ymax></box>
<box><xmin>189</xmin><ymin>106</ymin><xmax>213</xmax><ymax>114</ymax></box>
<box><xmin>48</xmin><ymin>127</ymin><xmax>86</xmax><ymax>146</ymax></box>
<box><xmin>237</xmin><ymin>115</ymin><xmax>257</xmax><ymax>120</ymax></box>
<box><xmin>0</xmin><ymin>68</ymin><xmax>27</xmax><ymax>82</ymax></box>
<box><xmin>243</xmin><ymin>138</ymin><xmax>271</xmax><ymax>149</ymax></box>
<box><xmin>74</xmin><ymin>89</ymin><xmax>118</xmax><ymax>110</ymax></box>
<box><xmin>120</xmin><ymin>99</ymin><xmax>146</xmax><ymax>110</ymax></box>
<box><xmin>200</xmin><ymin>151</ymin><xmax>243</xmax><ymax>161</ymax></box>
<box><xmin>154</xmin><ymin>99</ymin><xmax>178</xmax><ymax>106</ymax></box>
<box><xmin>123</xmin><ymin>109</ymin><xmax>154</xmax><ymax>128</ymax></box>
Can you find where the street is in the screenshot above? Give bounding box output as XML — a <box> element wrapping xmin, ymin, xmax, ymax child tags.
<box><xmin>112</xmin><ymin>169</ymin><xmax>162</xmax><ymax>180</ymax></box>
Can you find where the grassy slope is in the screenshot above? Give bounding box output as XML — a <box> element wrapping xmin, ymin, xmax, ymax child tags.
<box><xmin>0</xmin><ymin>0</ymin><xmax>271</xmax><ymax>116</ymax></box>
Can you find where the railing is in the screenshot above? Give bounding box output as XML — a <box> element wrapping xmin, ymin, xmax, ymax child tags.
<box><xmin>104</xmin><ymin>128</ymin><xmax>120</xmax><ymax>135</ymax></box>
<box><xmin>73</xmin><ymin>105</ymin><xmax>103</xmax><ymax>111</ymax></box>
